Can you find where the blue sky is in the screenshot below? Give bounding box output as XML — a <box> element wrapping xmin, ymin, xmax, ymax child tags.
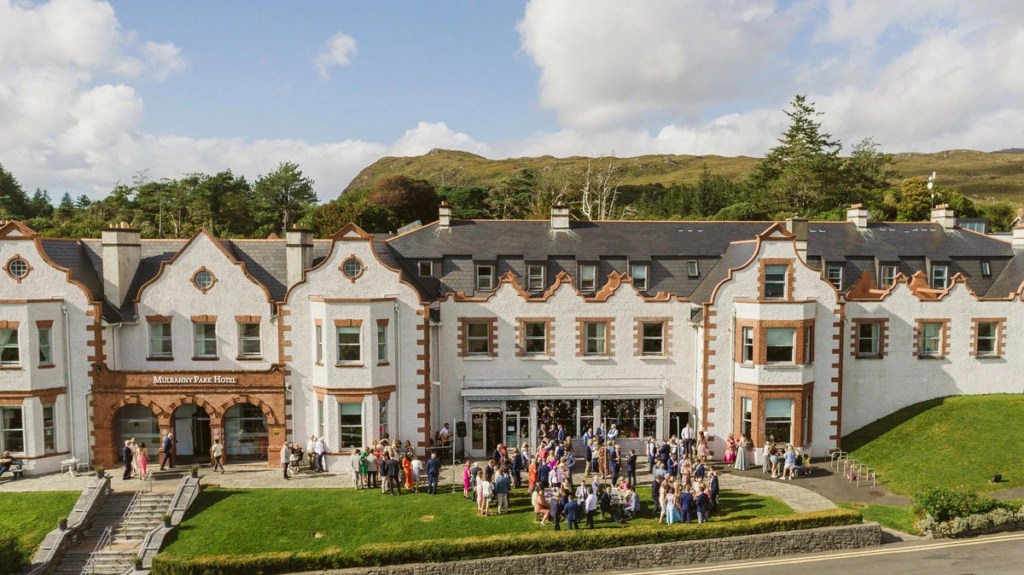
<box><xmin>2</xmin><ymin>1</ymin><xmax>1023</xmax><ymax>201</ymax></box>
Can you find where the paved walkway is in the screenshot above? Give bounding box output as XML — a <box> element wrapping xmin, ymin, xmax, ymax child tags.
<box><xmin>719</xmin><ymin>472</ymin><xmax>835</xmax><ymax>512</ymax></box>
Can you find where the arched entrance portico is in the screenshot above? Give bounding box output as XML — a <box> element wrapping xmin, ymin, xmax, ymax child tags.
<box><xmin>223</xmin><ymin>402</ymin><xmax>268</xmax><ymax>461</ymax></box>
<box><xmin>172</xmin><ymin>403</ymin><xmax>212</xmax><ymax>462</ymax></box>
<box><xmin>114</xmin><ymin>403</ymin><xmax>160</xmax><ymax>462</ymax></box>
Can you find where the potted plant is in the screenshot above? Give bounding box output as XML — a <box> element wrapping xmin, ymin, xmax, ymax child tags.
<box><xmin>58</xmin><ymin>517</ymin><xmax>68</xmax><ymax>530</ymax></box>
<box><xmin>133</xmin><ymin>556</ymin><xmax>144</xmax><ymax>571</ymax></box>
<box><xmin>189</xmin><ymin>464</ymin><xmax>199</xmax><ymax>478</ymax></box>
<box><xmin>94</xmin><ymin>465</ymin><xmax>105</xmax><ymax>479</ymax></box>
<box><xmin>161</xmin><ymin>514</ymin><xmax>172</xmax><ymax>528</ymax></box>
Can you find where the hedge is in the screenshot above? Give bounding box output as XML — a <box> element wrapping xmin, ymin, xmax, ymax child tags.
<box><xmin>150</xmin><ymin>508</ymin><xmax>862</xmax><ymax>575</ymax></box>
<box><xmin>912</xmin><ymin>486</ymin><xmax>1008</xmax><ymax>523</ymax></box>
<box><xmin>0</xmin><ymin>533</ymin><xmax>25</xmax><ymax>575</ymax></box>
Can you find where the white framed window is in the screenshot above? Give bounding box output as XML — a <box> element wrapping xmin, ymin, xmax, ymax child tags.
<box><xmin>476</xmin><ymin>265</ymin><xmax>494</xmax><ymax>291</ymax></box>
<box><xmin>740</xmin><ymin>397</ymin><xmax>753</xmax><ymax>439</ymax></box>
<box><xmin>584</xmin><ymin>321</ymin><xmax>607</xmax><ymax>356</ymax></box>
<box><xmin>741</xmin><ymin>326</ymin><xmax>754</xmax><ymax>363</ymax></box>
<box><xmin>339</xmin><ymin>402</ymin><xmax>363</xmax><ymax>448</ymax></box>
<box><xmin>631</xmin><ymin>264</ymin><xmax>649</xmax><ymax>291</ymax></box>
<box><xmin>765</xmin><ymin>399</ymin><xmax>794</xmax><ymax>444</ymax></box>
<box><xmin>857</xmin><ymin>323</ymin><xmax>879</xmax><ymax>357</ymax></box>
<box><xmin>826</xmin><ymin>264</ymin><xmax>843</xmax><ymax>289</ymax></box>
<box><xmin>641</xmin><ymin>322</ymin><xmax>664</xmax><ymax>356</ymax></box>
<box><xmin>193</xmin><ymin>322</ymin><xmax>217</xmax><ymax>358</ymax></box>
<box><xmin>976</xmin><ymin>321</ymin><xmax>998</xmax><ymax>357</ymax></box>
<box><xmin>43</xmin><ymin>404</ymin><xmax>56</xmax><ymax>452</ymax></box>
<box><xmin>920</xmin><ymin>322</ymin><xmax>942</xmax><ymax>357</ymax></box>
<box><xmin>930</xmin><ymin>265</ymin><xmax>948</xmax><ymax>289</ymax></box>
<box><xmin>0</xmin><ymin>328</ymin><xmax>18</xmax><ymax>365</ymax></box>
<box><xmin>315</xmin><ymin>323</ymin><xmax>323</xmax><ymax>364</ymax></box>
<box><xmin>466</xmin><ymin>321</ymin><xmax>491</xmax><ymax>356</ymax></box>
<box><xmin>765</xmin><ymin>328</ymin><xmax>795</xmax><ymax>363</ymax></box>
<box><xmin>0</xmin><ymin>406</ymin><xmax>24</xmax><ymax>453</ymax></box>
<box><xmin>880</xmin><ymin>265</ymin><xmax>898</xmax><ymax>287</ymax></box>
<box><xmin>804</xmin><ymin>325</ymin><xmax>814</xmax><ymax>364</ymax></box>
<box><xmin>238</xmin><ymin>323</ymin><xmax>261</xmax><ymax>357</ymax></box>
<box><xmin>526</xmin><ymin>264</ymin><xmax>545</xmax><ymax>292</ymax></box>
<box><xmin>149</xmin><ymin>323</ymin><xmax>172</xmax><ymax>358</ymax></box>
<box><xmin>337</xmin><ymin>326</ymin><xmax>361</xmax><ymax>363</ymax></box>
<box><xmin>418</xmin><ymin>261</ymin><xmax>433</xmax><ymax>277</ymax></box>
<box><xmin>687</xmin><ymin>260</ymin><xmax>700</xmax><ymax>278</ymax></box>
<box><xmin>523</xmin><ymin>321</ymin><xmax>547</xmax><ymax>355</ymax></box>
<box><xmin>38</xmin><ymin>327</ymin><xmax>53</xmax><ymax>365</ymax></box>
<box><xmin>377</xmin><ymin>324</ymin><xmax>388</xmax><ymax>362</ymax></box>
<box><xmin>579</xmin><ymin>264</ymin><xmax>597</xmax><ymax>291</ymax></box>
<box><xmin>764</xmin><ymin>265</ymin><xmax>787</xmax><ymax>299</ymax></box>
<box><xmin>981</xmin><ymin>260</ymin><xmax>992</xmax><ymax>278</ymax></box>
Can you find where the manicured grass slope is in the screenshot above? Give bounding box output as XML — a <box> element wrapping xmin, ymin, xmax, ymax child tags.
<box><xmin>161</xmin><ymin>488</ymin><xmax>791</xmax><ymax>558</ymax></box>
<box><xmin>0</xmin><ymin>492</ymin><xmax>79</xmax><ymax>558</ymax></box>
<box><xmin>843</xmin><ymin>395</ymin><xmax>1024</xmax><ymax>496</ymax></box>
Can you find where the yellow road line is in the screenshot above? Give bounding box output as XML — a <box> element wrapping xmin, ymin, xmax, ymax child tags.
<box><xmin>630</xmin><ymin>532</ymin><xmax>1024</xmax><ymax>574</ymax></box>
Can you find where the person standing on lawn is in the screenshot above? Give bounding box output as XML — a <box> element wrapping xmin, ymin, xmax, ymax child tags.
<box><xmin>585</xmin><ymin>486</ymin><xmax>598</xmax><ymax>528</ymax></box>
<box><xmin>426</xmin><ymin>451</ymin><xmax>441</xmax><ymax>494</ymax></box>
<box><xmin>402</xmin><ymin>454</ymin><xmax>414</xmax><ymax>491</ymax></box>
<box><xmin>366</xmin><ymin>448</ymin><xmax>379</xmax><ymax>489</ymax></box>
<box><xmin>494</xmin><ymin>468</ymin><xmax>511</xmax><ymax>514</ymax></box>
<box><xmin>314</xmin><ymin>436</ymin><xmax>326</xmax><ymax>472</ymax></box>
<box><xmin>549</xmin><ymin>489</ymin><xmax>562</xmax><ymax>530</ymax></box>
<box><xmin>350</xmin><ymin>449</ymin><xmax>362</xmax><ymax>488</ymax></box>
<box><xmin>695</xmin><ymin>483</ymin><xmax>710</xmax><ymax>523</ymax></box>
<box><xmin>510</xmin><ymin>448</ymin><xmax>522</xmax><ymax>488</ymax></box>
<box><xmin>564</xmin><ymin>494</ymin><xmax>580</xmax><ymax>529</ymax></box>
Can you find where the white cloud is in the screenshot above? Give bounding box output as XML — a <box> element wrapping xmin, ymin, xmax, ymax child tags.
<box><xmin>388</xmin><ymin>121</ymin><xmax>491</xmax><ymax>158</ymax></box>
<box><xmin>516</xmin><ymin>0</ymin><xmax>799</xmax><ymax>130</ymax></box>
<box><xmin>314</xmin><ymin>32</ymin><xmax>357</xmax><ymax>80</ymax></box>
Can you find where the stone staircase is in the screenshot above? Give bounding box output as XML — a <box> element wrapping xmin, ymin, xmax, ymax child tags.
<box><xmin>51</xmin><ymin>490</ymin><xmax>172</xmax><ymax>574</ymax></box>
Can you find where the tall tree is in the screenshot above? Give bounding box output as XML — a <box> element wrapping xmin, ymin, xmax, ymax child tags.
<box><xmin>749</xmin><ymin>95</ymin><xmax>843</xmax><ymax>216</ymax></box>
<box><xmin>0</xmin><ymin>163</ymin><xmax>31</xmax><ymax>218</ymax></box>
<box><xmin>251</xmin><ymin>162</ymin><xmax>317</xmax><ymax>234</ymax></box>
<box><xmin>366</xmin><ymin>175</ymin><xmax>439</xmax><ymax>226</ymax></box>
<box><xmin>896</xmin><ymin>177</ymin><xmax>932</xmax><ymax>221</ymax></box>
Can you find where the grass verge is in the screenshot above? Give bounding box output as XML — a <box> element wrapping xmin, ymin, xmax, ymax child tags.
<box><xmin>843</xmin><ymin>394</ymin><xmax>1024</xmax><ymax>495</ymax></box>
<box><xmin>838</xmin><ymin>502</ymin><xmax>919</xmax><ymax>535</ymax></box>
<box><xmin>0</xmin><ymin>491</ymin><xmax>79</xmax><ymax>559</ymax></box>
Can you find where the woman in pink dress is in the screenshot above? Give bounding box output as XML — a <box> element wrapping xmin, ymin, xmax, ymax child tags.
<box><xmin>137</xmin><ymin>442</ymin><xmax>148</xmax><ymax>479</ymax></box>
<box><xmin>723</xmin><ymin>434</ymin><xmax>736</xmax><ymax>465</ymax></box>
<box><xmin>463</xmin><ymin>460</ymin><xmax>473</xmax><ymax>499</ymax></box>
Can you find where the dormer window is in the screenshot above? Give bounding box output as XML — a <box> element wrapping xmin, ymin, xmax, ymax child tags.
<box><xmin>579</xmin><ymin>264</ymin><xmax>597</xmax><ymax>292</ymax></box>
<box><xmin>880</xmin><ymin>265</ymin><xmax>898</xmax><ymax>287</ymax></box>
<box><xmin>826</xmin><ymin>264</ymin><xmax>843</xmax><ymax>290</ymax></box>
<box><xmin>476</xmin><ymin>265</ymin><xmax>494</xmax><ymax>291</ymax></box>
<box><xmin>687</xmin><ymin>260</ymin><xmax>700</xmax><ymax>278</ymax></box>
<box><xmin>630</xmin><ymin>263</ymin><xmax>648</xmax><ymax>291</ymax></box>
<box><xmin>930</xmin><ymin>265</ymin><xmax>948</xmax><ymax>289</ymax></box>
<box><xmin>981</xmin><ymin>260</ymin><xmax>992</xmax><ymax>278</ymax></box>
<box><xmin>526</xmin><ymin>264</ymin><xmax>545</xmax><ymax>292</ymax></box>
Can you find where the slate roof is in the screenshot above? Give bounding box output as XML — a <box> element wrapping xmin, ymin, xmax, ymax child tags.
<box><xmin>985</xmin><ymin>250</ymin><xmax>1024</xmax><ymax>298</ymax></box>
<box><xmin>39</xmin><ymin>239</ymin><xmax>105</xmax><ymax>302</ymax></box>
<box><xmin>687</xmin><ymin>241</ymin><xmax>757</xmax><ymax>304</ymax></box>
<box><xmin>806</xmin><ymin>222</ymin><xmax>1013</xmax><ymax>260</ymax></box>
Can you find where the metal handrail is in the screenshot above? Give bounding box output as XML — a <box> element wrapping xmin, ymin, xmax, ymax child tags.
<box><xmin>84</xmin><ymin>525</ymin><xmax>113</xmax><ymax>574</ymax></box>
<box><xmin>123</xmin><ymin>490</ymin><xmax>143</xmax><ymax>518</ymax></box>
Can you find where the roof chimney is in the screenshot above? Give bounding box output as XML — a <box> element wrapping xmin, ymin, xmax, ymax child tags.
<box><xmin>551</xmin><ymin>203</ymin><xmax>570</xmax><ymax>231</ymax></box>
<box><xmin>1013</xmin><ymin>223</ymin><xmax>1024</xmax><ymax>251</ymax></box>
<box><xmin>786</xmin><ymin>217</ymin><xmax>808</xmax><ymax>261</ymax></box>
<box><xmin>846</xmin><ymin>204</ymin><xmax>869</xmax><ymax>228</ymax></box>
<box><xmin>931</xmin><ymin>204</ymin><xmax>956</xmax><ymax>229</ymax></box>
<box><xmin>286</xmin><ymin>226</ymin><xmax>313</xmax><ymax>288</ymax></box>
<box><xmin>438</xmin><ymin>201</ymin><xmax>451</xmax><ymax>230</ymax></box>
<box><xmin>101</xmin><ymin>222</ymin><xmax>141</xmax><ymax>308</ymax></box>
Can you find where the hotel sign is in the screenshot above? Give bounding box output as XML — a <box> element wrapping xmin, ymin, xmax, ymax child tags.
<box><xmin>152</xmin><ymin>375</ymin><xmax>239</xmax><ymax>384</ymax></box>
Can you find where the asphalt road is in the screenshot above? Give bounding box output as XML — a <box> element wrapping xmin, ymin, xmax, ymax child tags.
<box><xmin>618</xmin><ymin>532</ymin><xmax>1024</xmax><ymax>575</ymax></box>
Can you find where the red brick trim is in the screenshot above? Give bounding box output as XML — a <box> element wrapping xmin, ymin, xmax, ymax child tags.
<box><xmin>191</xmin><ymin>266</ymin><xmax>217</xmax><ymax>293</ymax></box>
<box><xmin>850</xmin><ymin>318</ymin><xmax>889</xmax><ymax>359</ymax></box>
<box><xmin>515</xmin><ymin>317</ymin><xmax>554</xmax><ymax>357</ymax></box>
<box><xmin>339</xmin><ymin>254</ymin><xmax>365</xmax><ymax>282</ymax></box>
<box><xmin>758</xmin><ymin>258</ymin><xmax>795</xmax><ymax>301</ymax></box>
<box><xmin>701</xmin><ymin>306</ymin><xmax>716</xmax><ymax>430</ymax></box>
<box><xmin>914</xmin><ymin>318</ymin><xmax>950</xmax><ymax>358</ymax></box>
<box><xmin>376</xmin><ymin>318</ymin><xmax>389</xmax><ymax>326</ymax></box>
<box><xmin>634</xmin><ymin>317</ymin><xmax>671</xmax><ymax>356</ymax></box>
<box><xmin>970</xmin><ymin>317</ymin><xmax>1006</xmax><ymax>358</ymax></box>
<box><xmin>732</xmin><ymin>318</ymin><xmax>814</xmax><ymax>365</ymax></box>
<box><xmin>146</xmin><ymin>314</ymin><xmax>171</xmax><ymax>323</ymax></box>
<box><xmin>576</xmin><ymin>317</ymin><xmax>614</xmax><ymax>357</ymax></box>
<box><xmin>0</xmin><ymin>320</ymin><xmax>20</xmax><ymax>329</ymax></box>
<box><xmin>235</xmin><ymin>315</ymin><xmax>261</xmax><ymax>323</ymax></box>
<box><xmin>190</xmin><ymin>315</ymin><xmax>217</xmax><ymax>323</ymax></box>
<box><xmin>333</xmin><ymin>319</ymin><xmax>363</xmax><ymax>327</ymax></box>
<box><xmin>733</xmin><ymin>382</ymin><xmax>813</xmax><ymax>447</ymax></box>
<box><xmin>458</xmin><ymin>317</ymin><xmax>497</xmax><ymax>357</ymax></box>
<box><xmin>4</xmin><ymin>254</ymin><xmax>33</xmax><ymax>282</ymax></box>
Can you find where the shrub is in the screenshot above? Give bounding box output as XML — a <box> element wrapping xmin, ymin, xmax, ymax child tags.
<box><xmin>0</xmin><ymin>533</ymin><xmax>25</xmax><ymax>575</ymax></box>
<box><xmin>912</xmin><ymin>486</ymin><xmax>1006</xmax><ymax>522</ymax></box>
<box><xmin>150</xmin><ymin>509</ymin><xmax>861</xmax><ymax>575</ymax></box>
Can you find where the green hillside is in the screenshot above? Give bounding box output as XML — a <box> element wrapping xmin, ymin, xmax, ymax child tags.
<box><xmin>344</xmin><ymin>148</ymin><xmax>1024</xmax><ymax>205</ymax></box>
<box><xmin>843</xmin><ymin>395</ymin><xmax>1024</xmax><ymax>495</ymax></box>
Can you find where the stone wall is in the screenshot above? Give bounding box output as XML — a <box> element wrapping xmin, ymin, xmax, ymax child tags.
<box><xmin>322</xmin><ymin>523</ymin><xmax>881</xmax><ymax>575</ymax></box>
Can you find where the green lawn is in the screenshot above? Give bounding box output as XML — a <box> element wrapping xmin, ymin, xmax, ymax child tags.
<box><xmin>838</xmin><ymin>502</ymin><xmax>919</xmax><ymax>535</ymax></box>
<box><xmin>161</xmin><ymin>487</ymin><xmax>792</xmax><ymax>558</ymax></box>
<box><xmin>843</xmin><ymin>395</ymin><xmax>1024</xmax><ymax>496</ymax></box>
<box><xmin>0</xmin><ymin>492</ymin><xmax>79</xmax><ymax>559</ymax></box>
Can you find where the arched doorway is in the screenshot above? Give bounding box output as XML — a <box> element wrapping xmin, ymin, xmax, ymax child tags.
<box><xmin>115</xmin><ymin>404</ymin><xmax>160</xmax><ymax>463</ymax></box>
<box><xmin>172</xmin><ymin>404</ymin><xmax>212</xmax><ymax>462</ymax></box>
<box><xmin>223</xmin><ymin>403</ymin><xmax>268</xmax><ymax>462</ymax></box>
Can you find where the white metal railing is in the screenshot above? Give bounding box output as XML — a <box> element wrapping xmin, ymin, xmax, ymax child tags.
<box><xmin>84</xmin><ymin>525</ymin><xmax>113</xmax><ymax>574</ymax></box>
<box><xmin>123</xmin><ymin>490</ymin><xmax>143</xmax><ymax>519</ymax></box>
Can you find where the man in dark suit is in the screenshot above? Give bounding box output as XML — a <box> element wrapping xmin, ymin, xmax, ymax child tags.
<box><xmin>388</xmin><ymin>454</ymin><xmax>402</xmax><ymax>495</ymax></box>
<box><xmin>537</xmin><ymin>461</ymin><xmax>550</xmax><ymax>489</ymax></box>
<box><xmin>159</xmin><ymin>432</ymin><xmax>175</xmax><ymax>470</ymax></box>
<box><xmin>549</xmin><ymin>491</ymin><xmax>562</xmax><ymax>531</ymax></box>
<box><xmin>426</xmin><ymin>452</ymin><xmax>441</xmax><ymax>494</ymax></box>
<box><xmin>122</xmin><ymin>441</ymin><xmax>133</xmax><ymax>480</ymax></box>
<box><xmin>608</xmin><ymin>445</ymin><xmax>620</xmax><ymax>486</ymax></box>
<box><xmin>510</xmin><ymin>449</ymin><xmax>522</xmax><ymax>488</ymax></box>
<box><xmin>556</xmin><ymin>424</ymin><xmax>567</xmax><ymax>444</ymax></box>
<box><xmin>626</xmin><ymin>449</ymin><xmax>638</xmax><ymax>488</ymax></box>
<box><xmin>564</xmin><ymin>494</ymin><xmax>579</xmax><ymax>529</ymax></box>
